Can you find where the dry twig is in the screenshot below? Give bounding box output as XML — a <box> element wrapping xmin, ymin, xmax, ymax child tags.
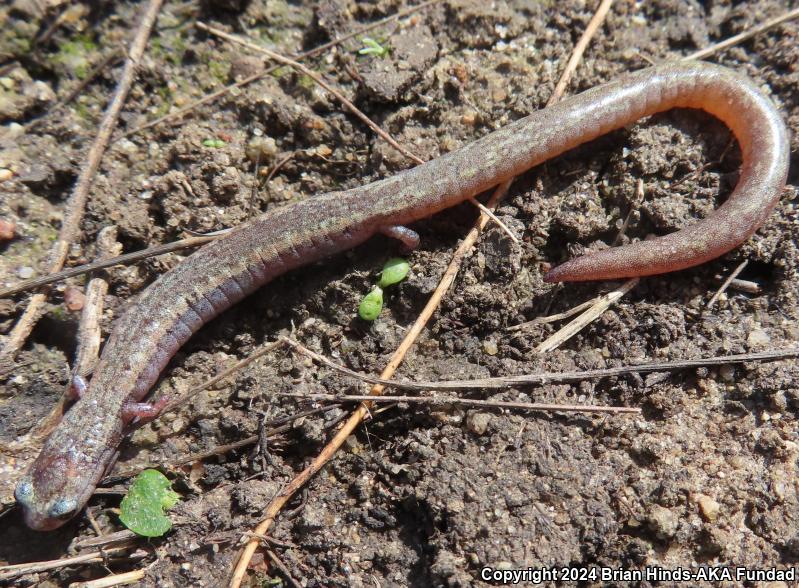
<box><xmin>546</xmin><ymin>0</ymin><xmax>615</xmax><ymax>106</ymax></box>
<box><xmin>506</xmin><ymin>299</ymin><xmax>594</xmax><ymax>331</ymax></box>
<box><xmin>265</xmin><ymin>549</ymin><xmax>303</xmax><ymax>588</ymax></box>
<box><xmin>0</xmin><ymin>545</ymin><xmax>145</xmax><ymax>582</ymax></box>
<box><xmin>159</xmin><ymin>339</ymin><xmax>285</xmax><ymax>414</ymax></box>
<box><xmin>0</xmin><ymin>235</ymin><xmax>216</xmax><ymax>299</ymax></box>
<box><xmin>707</xmin><ymin>260</ymin><xmax>749</xmax><ymax>309</ymax></box>
<box><xmin>73</xmin><ymin>227</ymin><xmax>121</xmax><ymax>378</ymax></box>
<box><xmin>536</xmin><ymin>279</ymin><xmax>640</xmax><ymax>353</ymax></box>
<box><xmin>68</xmin><ymin>568</ymin><xmax>147</xmax><ymax>588</ymax></box>
<box><xmin>682</xmin><ymin>6</ymin><xmax>799</xmax><ymax>61</ymax></box>
<box><xmin>73</xmin><ymin>530</ymin><xmax>138</xmax><ymax>551</ymax></box>
<box><xmin>282</xmin><ymin>336</ymin><xmax>799</xmax><ymax>391</ymax></box>
<box><xmin>281</xmin><ymin>391</ymin><xmax>641</xmax><ymax>414</ymax></box>
<box><xmin>725</xmin><ymin>278</ymin><xmax>761</xmax><ymax>295</ymax></box>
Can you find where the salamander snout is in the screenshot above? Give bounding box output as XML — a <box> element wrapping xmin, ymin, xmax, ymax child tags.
<box><xmin>14</xmin><ymin>477</ymin><xmax>78</xmax><ymax>531</ymax></box>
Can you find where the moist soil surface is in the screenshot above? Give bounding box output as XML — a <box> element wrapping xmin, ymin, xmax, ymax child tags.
<box><xmin>1</xmin><ymin>0</ymin><xmax>798</xmax><ymax>586</ymax></box>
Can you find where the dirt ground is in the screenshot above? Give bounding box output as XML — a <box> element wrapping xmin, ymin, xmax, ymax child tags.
<box><xmin>1</xmin><ymin>0</ymin><xmax>798</xmax><ymax>586</ymax></box>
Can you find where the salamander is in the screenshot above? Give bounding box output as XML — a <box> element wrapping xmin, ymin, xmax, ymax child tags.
<box><xmin>14</xmin><ymin>62</ymin><xmax>790</xmax><ymax>530</ymax></box>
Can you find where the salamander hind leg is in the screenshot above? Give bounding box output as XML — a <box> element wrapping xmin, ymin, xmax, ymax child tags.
<box><xmin>381</xmin><ymin>225</ymin><xmax>420</xmax><ymax>253</ymax></box>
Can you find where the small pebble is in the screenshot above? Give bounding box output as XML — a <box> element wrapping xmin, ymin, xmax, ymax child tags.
<box><xmin>746</xmin><ymin>328</ymin><xmax>771</xmax><ymax>348</ymax></box>
<box><xmin>492</xmin><ymin>87</ymin><xmax>507</xmax><ymax>101</ymax></box>
<box><xmin>131</xmin><ymin>426</ymin><xmax>159</xmax><ymax>446</ymax></box>
<box><xmin>245</xmin><ymin>136</ymin><xmax>278</xmax><ymax>163</ymax></box>
<box><xmin>6</xmin><ymin>122</ymin><xmax>24</xmax><ymax>136</ymax></box>
<box><xmin>483</xmin><ymin>338</ymin><xmax>498</xmax><ymax>355</ymax></box>
<box><xmin>0</xmin><ymin>217</ymin><xmax>15</xmax><ymax>240</ymax></box>
<box><xmin>447</xmin><ymin>498</ymin><xmax>465</xmax><ymax>513</ymax></box>
<box><xmin>694</xmin><ymin>493</ymin><xmax>720</xmax><ymax>522</ymax></box>
<box><xmin>171</xmin><ymin>417</ymin><xmax>185</xmax><ymax>433</ymax></box>
<box><xmin>648</xmin><ymin>504</ymin><xmax>678</xmax><ymax>539</ymax></box>
<box><xmin>63</xmin><ymin>286</ymin><xmax>86</xmax><ymax>311</ymax></box>
<box><xmin>117</xmin><ymin>138</ymin><xmax>138</xmax><ymax>154</ymax></box>
<box><xmin>0</xmin><ymin>168</ymin><xmax>13</xmax><ymax>182</ymax></box>
<box><xmin>17</xmin><ymin>266</ymin><xmax>35</xmax><ymax>279</ymax></box>
<box><xmin>451</xmin><ymin>63</ymin><xmax>468</xmax><ymax>84</ymax></box>
<box><xmin>32</xmin><ymin>80</ymin><xmax>56</xmax><ymax>103</ymax></box>
<box><xmin>466</xmin><ymin>411</ymin><xmax>491</xmax><ymax>435</ymax></box>
<box><xmin>719</xmin><ymin>364</ymin><xmax>735</xmax><ymax>383</ymax></box>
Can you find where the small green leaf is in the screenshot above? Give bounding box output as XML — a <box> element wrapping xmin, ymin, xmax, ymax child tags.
<box><xmin>358</xmin><ymin>286</ymin><xmax>384</xmax><ymax>321</ymax></box>
<box><xmin>377</xmin><ymin>257</ymin><xmax>410</xmax><ymax>288</ymax></box>
<box><xmin>202</xmin><ymin>138</ymin><xmax>226</xmax><ymax>148</ymax></box>
<box><xmin>119</xmin><ymin>469</ymin><xmax>179</xmax><ymax>537</ymax></box>
<box><xmin>358</xmin><ymin>37</ymin><xmax>389</xmax><ymax>58</ymax></box>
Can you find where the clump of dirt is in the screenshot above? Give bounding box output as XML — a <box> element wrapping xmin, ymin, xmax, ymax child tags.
<box><xmin>0</xmin><ymin>0</ymin><xmax>797</xmax><ymax>586</ymax></box>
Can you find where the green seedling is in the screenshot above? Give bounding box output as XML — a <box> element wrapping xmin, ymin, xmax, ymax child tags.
<box><xmin>359</xmin><ymin>257</ymin><xmax>410</xmax><ymax>321</ymax></box>
<box><xmin>119</xmin><ymin>469</ymin><xmax>179</xmax><ymax>537</ymax></box>
<box><xmin>377</xmin><ymin>257</ymin><xmax>410</xmax><ymax>288</ymax></box>
<box><xmin>358</xmin><ymin>286</ymin><xmax>384</xmax><ymax>321</ymax></box>
<box><xmin>202</xmin><ymin>138</ymin><xmax>226</xmax><ymax>148</ymax></box>
<box><xmin>358</xmin><ymin>37</ymin><xmax>389</xmax><ymax>58</ymax></box>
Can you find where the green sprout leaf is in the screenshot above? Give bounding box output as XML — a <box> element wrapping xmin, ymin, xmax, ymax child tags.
<box><xmin>377</xmin><ymin>257</ymin><xmax>410</xmax><ymax>288</ymax></box>
<box><xmin>358</xmin><ymin>286</ymin><xmax>384</xmax><ymax>321</ymax></box>
<box><xmin>119</xmin><ymin>469</ymin><xmax>179</xmax><ymax>537</ymax></box>
<box><xmin>202</xmin><ymin>138</ymin><xmax>226</xmax><ymax>148</ymax></box>
<box><xmin>358</xmin><ymin>37</ymin><xmax>389</xmax><ymax>58</ymax></box>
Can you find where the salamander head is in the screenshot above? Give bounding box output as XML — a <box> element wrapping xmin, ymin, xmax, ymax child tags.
<box><xmin>14</xmin><ymin>422</ymin><xmax>118</xmax><ymax>531</ymax></box>
<box><xmin>15</xmin><ymin>477</ymin><xmax>78</xmax><ymax>530</ymax></box>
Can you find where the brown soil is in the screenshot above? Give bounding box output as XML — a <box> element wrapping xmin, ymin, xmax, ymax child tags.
<box><xmin>0</xmin><ymin>0</ymin><xmax>798</xmax><ymax>586</ymax></box>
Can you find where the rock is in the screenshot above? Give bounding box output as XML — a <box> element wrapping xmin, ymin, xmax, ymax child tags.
<box><xmin>647</xmin><ymin>504</ymin><xmax>678</xmax><ymax>540</ymax></box>
<box><xmin>430</xmin><ymin>550</ymin><xmax>469</xmax><ymax>584</ymax></box>
<box><xmin>746</xmin><ymin>328</ymin><xmax>771</xmax><ymax>349</ymax></box>
<box><xmin>482</xmin><ymin>338</ymin><xmax>498</xmax><ymax>355</ymax></box>
<box><xmin>466</xmin><ymin>411</ymin><xmax>491</xmax><ymax>435</ymax></box>
<box><xmin>0</xmin><ymin>217</ymin><xmax>15</xmax><ymax>240</ymax></box>
<box><xmin>230</xmin><ymin>480</ymin><xmax>280</xmax><ymax>515</ymax></box>
<box><xmin>245</xmin><ymin>136</ymin><xmax>278</xmax><ymax>164</ymax></box>
<box><xmin>0</xmin><ymin>67</ymin><xmax>56</xmax><ymax>121</ymax></box>
<box><xmin>17</xmin><ymin>266</ymin><xmax>34</xmax><ymax>279</ymax></box>
<box><xmin>693</xmin><ymin>493</ymin><xmax>720</xmax><ymax>522</ymax></box>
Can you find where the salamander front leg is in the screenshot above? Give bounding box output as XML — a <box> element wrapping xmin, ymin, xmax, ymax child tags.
<box><xmin>122</xmin><ymin>396</ymin><xmax>171</xmax><ymax>426</ymax></box>
<box><xmin>381</xmin><ymin>225</ymin><xmax>420</xmax><ymax>253</ymax></box>
<box><xmin>67</xmin><ymin>374</ymin><xmax>88</xmax><ymax>400</ymax></box>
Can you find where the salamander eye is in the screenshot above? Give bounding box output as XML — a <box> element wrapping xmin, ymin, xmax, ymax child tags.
<box><xmin>14</xmin><ymin>480</ymin><xmax>33</xmax><ymax>506</ymax></box>
<box><xmin>48</xmin><ymin>498</ymin><xmax>78</xmax><ymax>520</ymax></box>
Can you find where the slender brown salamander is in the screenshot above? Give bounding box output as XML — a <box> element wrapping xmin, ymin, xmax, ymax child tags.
<box><xmin>15</xmin><ymin>62</ymin><xmax>789</xmax><ymax>530</ymax></box>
